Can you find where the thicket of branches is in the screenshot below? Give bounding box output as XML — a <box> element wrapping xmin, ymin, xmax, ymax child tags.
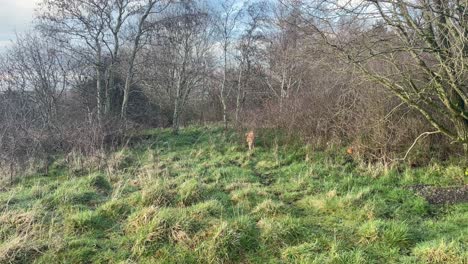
<box><xmin>1</xmin><ymin>0</ymin><xmax>466</xmax><ymax>179</ymax></box>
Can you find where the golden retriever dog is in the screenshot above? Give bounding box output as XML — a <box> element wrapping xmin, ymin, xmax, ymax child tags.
<box><xmin>245</xmin><ymin>130</ymin><xmax>255</xmax><ymax>151</ymax></box>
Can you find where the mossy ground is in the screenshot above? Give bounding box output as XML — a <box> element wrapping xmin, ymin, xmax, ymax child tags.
<box><xmin>0</xmin><ymin>126</ymin><xmax>467</xmax><ymax>263</ymax></box>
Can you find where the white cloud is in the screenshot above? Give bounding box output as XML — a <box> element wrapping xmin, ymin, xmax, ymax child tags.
<box><xmin>0</xmin><ymin>0</ymin><xmax>40</xmax><ymax>49</ymax></box>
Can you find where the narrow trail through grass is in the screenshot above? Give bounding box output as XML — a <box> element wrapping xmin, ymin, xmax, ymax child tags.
<box><xmin>0</xmin><ymin>126</ymin><xmax>467</xmax><ymax>263</ymax></box>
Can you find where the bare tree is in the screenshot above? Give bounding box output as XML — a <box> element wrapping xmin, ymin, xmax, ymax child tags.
<box><xmin>0</xmin><ymin>0</ymin><xmax>462</xmax><ymax>172</ymax></box>
<box><xmin>103</xmin><ymin>0</ymin><xmax>133</xmax><ymax>115</ymax></box>
<box><xmin>214</xmin><ymin>0</ymin><xmax>244</xmax><ymax>129</ymax></box>
<box><xmin>120</xmin><ymin>0</ymin><xmax>164</xmax><ymax>120</ymax></box>
<box><xmin>234</xmin><ymin>2</ymin><xmax>268</xmax><ymax>123</ymax></box>
<box><xmin>142</xmin><ymin>1</ymin><xmax>214</xmax><ymax>133</ymax></box>
<box><xmin>299</xmin><ymin>0</ymin><xmax>468</xmax><ymax>153</ymax></box>
<box><xmin>38</xmin><ymin>0</ymin><xmax>110</xmax><ymax>123</ymax></box>
<box><xmin>0</xmin><ymin>33</ymin><xmax>71</xmax><ymax>176</ymax></box>
<box><xmin>264</xmin><ymin>1</ymin><xmax>308</xmax><ymax>109</ymax></box>
<box><xmin>6</xmin><ymin>34</ymin><xmax>69</xmax><ymax>128</ymax></box>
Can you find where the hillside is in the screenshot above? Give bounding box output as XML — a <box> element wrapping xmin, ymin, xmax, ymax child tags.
<box><xmin>0</xmin><ymin>126</ymin><xmax>467</xmax><ymax>263</ymax></box>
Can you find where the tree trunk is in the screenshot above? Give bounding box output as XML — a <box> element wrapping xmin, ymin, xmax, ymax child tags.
<box><xmin>106</xmin><ymin>10</ymin><xmax>124</xmax><ymax>116</ymax></box>
<box><xmin>121</xmin><ymin>74</ymin><xmax>131</xmax><ymax>120</ymax></box>
<box><xmin>172</xmin><ymin>68</ymin><xmax>183</xmax><ymax>134</ymax></box>
<box><xmin>220</xmin><ymin>93</ymin><xmax>228</xmax><ymax>130</ymax></box>
<box><xmin>104</xmin><ymin>69</ymin><xmax>110</xmax><ymax>115</ymax></box>
<box><xmin>96</xmin><ymin>66</ymin><xmax>103</xmax><ymax>123</ymax></box>
<box><xmin>120</xmin><ymin>42</ymin><xmax>138</xmax><ymax>120</ymax></box>
<box><xmin>9</xmin><ymin>161</ymin><xmax>14</xmax><ymax>184</ymax></box>
<box><xmin>96</xmin><ymin>40</ymin><xmax>103</xmax><ymax>124</ymax></box>
<box><xmin>221</xmin><ymin>44</ymin><xmax>228</xmax><ymax>130</ymax></box>
<box><xmin>222</xmin><ymin>99</ymin><xmax>227</xmax><ymax>130</ymax></box>
<box><xmin>455</xmin><ymin>118</ymin><xmax>468</xmax><ymax>156</ymax></box>
<box><xmin>120</xmin><ymin>0</ymin><xmax>156</xmax><ymax>120</ymax></box>
<box><xmin>235</xmin><ymin>60</ymin><xmax>243</xmax><ymax>124</ymax></box>
<box><xmin>172</xmin><ymin>103</ymin><xmax>180</xmax><ymax>134</ymax></box>
<box><xmin>220</xmin><ymin>76</ymin><xmax>227</xmax><ymax>130</ymax></box>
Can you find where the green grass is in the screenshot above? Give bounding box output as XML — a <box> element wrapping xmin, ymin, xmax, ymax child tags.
<box><xmin>0</xmin><ymin>125</ymin><xmax>467</xmax><ymax>263</ymax></box>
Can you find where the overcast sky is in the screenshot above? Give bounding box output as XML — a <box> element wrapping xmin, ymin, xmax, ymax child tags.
<box><xmin>0</xmin><ymin>0</ymin><xmax>39</xmax><ymax>50</ymax></box>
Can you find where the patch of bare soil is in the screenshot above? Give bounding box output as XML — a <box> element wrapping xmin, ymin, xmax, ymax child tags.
<box><xmin>408</xmin><ymin>184</ymin><xmax>468</xmax><ymax>205</ymax></box>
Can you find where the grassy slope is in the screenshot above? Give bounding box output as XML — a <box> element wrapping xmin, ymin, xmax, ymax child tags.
<box><xmin>0</xmin><ymin>126</ymin><xmax>467</xmax><ymax>263</ymax></box>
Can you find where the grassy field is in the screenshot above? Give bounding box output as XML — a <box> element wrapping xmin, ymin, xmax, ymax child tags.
<box><xmin>0</xmin><ymin>126</ymin><xmax>467</xmax><ymax>263</ymax></box>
